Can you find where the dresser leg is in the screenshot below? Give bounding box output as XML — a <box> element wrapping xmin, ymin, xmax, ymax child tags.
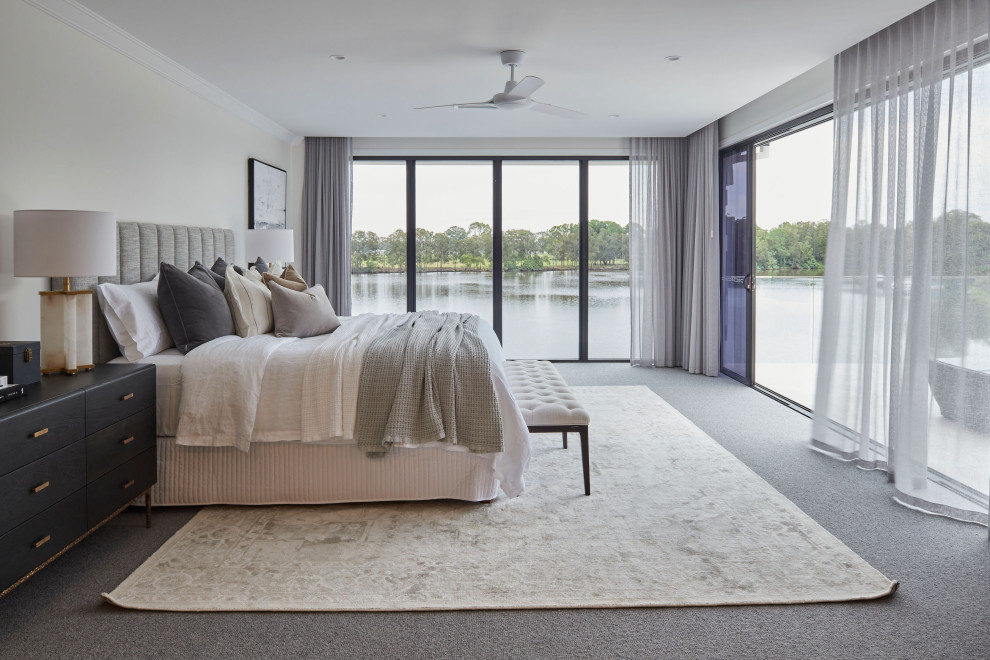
<box><xmin>145</xmin><ymin>493</ymin><xmax>152</xmax><ymax>528</ymax></box>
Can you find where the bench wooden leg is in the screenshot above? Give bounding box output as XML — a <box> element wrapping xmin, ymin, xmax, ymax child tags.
<box><xmin>562</xmin><ymin>431</ymin><xmax>568</xmax><ymax>449</ymax></box>
<box><xmin>145</xmin><ymin>493</ymin><xmax>152</xmax><ymax>528</ymax></box>
<box><xmin>580</xmin><ymin>426</ymin><xmax>590</xmax><ymax>496</ymax></box>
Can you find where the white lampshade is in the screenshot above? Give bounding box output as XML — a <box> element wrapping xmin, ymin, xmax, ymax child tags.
<box><xmin>13</xmin><ymin>210</ymin><xmax>118</xmax><ymax>278</ymax></box>
<box><xmin>245</xmin><ymin>228</ymin><xmax>294</xmax><ymax>263</ymax></box>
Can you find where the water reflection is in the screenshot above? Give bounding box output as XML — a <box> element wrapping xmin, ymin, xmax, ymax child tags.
<box><xmin>351</xmin><ymin>271</ymin><xmax>631</xmax><ymax>359</ymax></box>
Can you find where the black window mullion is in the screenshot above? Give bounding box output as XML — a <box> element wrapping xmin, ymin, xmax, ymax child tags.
<box><xmin>579</xmin><ymin>160</ymin><xmax>589</xmax><ymax>361</ymax></box>
<box><xmin>406</xmin><ymin>159</ymin><xmax>416</xmax><ymax>312</ymax></box>
<box><xmin>492</xmin><ymin>159</ymin><xmax>503</xmax><ymax>342</ymax></box>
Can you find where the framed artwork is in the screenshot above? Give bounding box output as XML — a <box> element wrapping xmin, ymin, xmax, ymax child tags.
<box><xmin>248</xmin><ymin>158</ymin><xmax>287</xmax><ymax>229</ymax></box>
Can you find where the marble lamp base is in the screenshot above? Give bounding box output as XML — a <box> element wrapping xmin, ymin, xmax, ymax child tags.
<box><xmin>38</xmin><ymin>288</ymin><xmax>94</xmax><ymax>374</ymax></box>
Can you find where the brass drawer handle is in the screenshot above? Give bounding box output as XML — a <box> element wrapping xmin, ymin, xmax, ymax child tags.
<box><xmin>33</xmin><ymin>535</ymin><xmax>51</xmax><ymax>549</ymax></box>
<box><xmin>122</xmin><ymin>393</ymin><xmax>134</xmax><ymax>401</ymax></box>
<box><xmin>120</xmin><ymin>436</ymin><xmax>135</xmax><ymax>445</ymax></box>
<box><xmin>122</xmin><ymin>480</ymin><xmax>135</xmax><ymax>489</ymax></box>
<box><xmin>33</xmin><ymin>428</ymin><xmax>49</xmax><ymax>438</ymax></box>
<box><xmin>30</xmin><ymin>481</ymin><xmax>50</xmax><ymax>494</ymax></box>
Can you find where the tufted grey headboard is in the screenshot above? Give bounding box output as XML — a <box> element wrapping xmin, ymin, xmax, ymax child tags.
<box><xmin>54</xmin><ymin>222</ymin><xmax>235</xmax><ymax>364</ymax></box>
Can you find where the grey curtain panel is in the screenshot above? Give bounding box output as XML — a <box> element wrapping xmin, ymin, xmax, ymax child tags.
<box><xmin>301</xmin><ymin>136</ymin><xmax>352</xmax><ymax>315</ymax></box>
<box><xmin>812</xmin><ymin>0</ymin><xmax>990</xmax><ymax>524</ymax></box>
<box><xmin>680</xmin><ymin>124</ymin><xmax>720</xmax><ymax>376</ymax></box>
<box><xmin>630</xmin><ymin>122</ymin><xmax>720</xmax><ymax>376</ymax></box>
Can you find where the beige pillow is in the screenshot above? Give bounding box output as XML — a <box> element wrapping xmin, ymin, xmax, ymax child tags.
<box><xmin>263</xmin><ymin>264</ymin><xmax>307</xmax><ymax>292</ymax></box>
<box><xmin>268</xmin><ymin>282</ymin><xmax>341</xmax><ymax>338</ymax></box>
<box><xmin>224</xmin><ymin>265</ymin><xmax>273</xmax><ymax>336</ymax></box>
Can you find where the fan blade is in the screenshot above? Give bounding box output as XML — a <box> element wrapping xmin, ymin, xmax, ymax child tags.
<box><xmin>506</xmin><ymin>75</ymin><xmax>544</xmax><ymax>98</ymax></box>
<box><xmin>529</xmin><ymin>101</ymin><xmax>587</xmax><ymax>119</ymax></box>
<box><xmin>415</xmin><ymin>100</ymin><xmax>497</xmax><ymax>110</ymax></box>
<box><xmin>455</xmin><ymin>102</ymin><xmax>499</xmax><ymax>109</ymax></box>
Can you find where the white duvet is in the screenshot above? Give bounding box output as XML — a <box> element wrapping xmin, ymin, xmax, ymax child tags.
<box><xmin>171</xmin><ymin>313</ymin><xmax>530</xmax><ymax>497</ymax></box>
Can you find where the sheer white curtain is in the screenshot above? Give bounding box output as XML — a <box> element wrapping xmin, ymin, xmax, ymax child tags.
<box><xmin>813</xmin><ymin>0</ymin><xmax>990</xmax><ymax>523</ymax></box>
<box><xmin>630</xmin><ymin>137</ymin><xmax>686</xmax><ymax>368</ymax></box>
<box><xmin>630</xmin><ymin>123</ymin><xmax>719</xmax><ymax>375</ymax></box>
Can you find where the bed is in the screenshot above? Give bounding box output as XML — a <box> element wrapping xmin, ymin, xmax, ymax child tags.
<box><xmin>65</xmin><ymin>222</ymin><xmax>530</xmax><ymax>506</ymax></box>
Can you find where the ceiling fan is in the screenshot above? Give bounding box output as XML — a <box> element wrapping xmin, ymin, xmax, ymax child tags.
<box><xmin>415</xmin><ymin>50</ymin><xmax>586</xmax><ymax>119</ymax></box>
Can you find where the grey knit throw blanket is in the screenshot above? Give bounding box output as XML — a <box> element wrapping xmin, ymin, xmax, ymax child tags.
<box><xmin>355</xmin><ymin>311</ymin><xmax>504</xmax><ymax>455</ymax></box>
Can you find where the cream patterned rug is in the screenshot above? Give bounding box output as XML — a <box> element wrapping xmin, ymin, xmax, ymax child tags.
<box><xmin>103</xmin><ymin>386</ymin><xmax>896</xmax><ymax>611</ymax></box>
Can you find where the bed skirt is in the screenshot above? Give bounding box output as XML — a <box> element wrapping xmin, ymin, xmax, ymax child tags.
<box><xmin>150</xmin><ymin>437</ymin><xmax>501</xmax><ymax>506</ymax></box>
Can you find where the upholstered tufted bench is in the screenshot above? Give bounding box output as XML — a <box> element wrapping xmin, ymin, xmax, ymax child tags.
<box><xmin>504</xmin><ymin>360</ymin><xmax>591</xmax><ymax>495</ymax></box>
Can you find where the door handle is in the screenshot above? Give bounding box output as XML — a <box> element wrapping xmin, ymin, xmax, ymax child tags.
<box><xmin>744</xmin><ymin>274</ymin><xmax>754</xmax><ymax>292</ymax></box>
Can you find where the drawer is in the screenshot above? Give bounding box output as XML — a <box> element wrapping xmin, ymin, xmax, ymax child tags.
<box><xmin>0</xmin><ymin>488</ymin><xmax>87</xmax><ymax>595</ymax></box>
<box><xmin>0</xmin><ymin>441</ymin><xmax>86</xmax><ymax>537</ymax></box>
<box><xmin>0</xmin><ymin>390</ymin><xmax>85</xmax><ymax>474</ymax></box>
<box><xmin>87</xmin><ymin>447</ymin><xmax>156</xmax><ymax>528</ymax></box>
<box><xmin>85</xmin><ymin>367</ymin><xmax>155</xmax><ymax>434</ymax></box>
<box><xmin>86</xmin><ymin>407</ymin><xmax>155</xmax><ymax>481</ymax></box>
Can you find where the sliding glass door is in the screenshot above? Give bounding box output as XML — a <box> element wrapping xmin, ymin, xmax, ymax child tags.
<box><xmin>351</xmin><ymin>160</ymin><xmax>407</xmax><ymax>315</ymax></box>
<box><xmin>588</xmin><ymin>161</ymin><xmax>631</xmax><ymax>359</ymax></box>
<box><xmin>752</xmin><ymin>119</ymin><xmax>833</xmax><ymax>408</ymax></box>
<box><xmin>719</xmin><ymin>109</ymin><xmax>834</xmax><ymax>408</ymax></box>
<box><xmin>501</xmin><ymin>161</ymin><xmax>580</xmax><ymax>359</ymax></box>
<box><xmin>415</xmin><ymin>161</ymin><xmax>494</xmax><ymax>327</ymax></box>
<box><xmin>719</xmin><ymin>146</ymin><xmax>752</xmax><ymax>384</ymax></box>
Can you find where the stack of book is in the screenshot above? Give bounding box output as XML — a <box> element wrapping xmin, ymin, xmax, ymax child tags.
<box><xmin>0</xmin><ymin>375</ymin><xmax>26</xmax><ymax>403</ymax></box>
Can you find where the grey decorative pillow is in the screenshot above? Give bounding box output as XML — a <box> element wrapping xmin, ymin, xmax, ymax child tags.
<box><xmin>196</xmin><ymin>261</ymin><xmax>225</xmax><ymax>289</ymax></box>
<box><xmin>252</xmin><ymin>257</ymin><xmax>269</xmax><ymax>274</ymax></box>
<box><xmin>268</xmin><ymin>282</ymin><xmax>341</xmax><ymax>338</ymax></box>
<box><xmin>211</xmin><ymin>257</ymin><xmax>243</xmax><ymax>280</ymax></box>
<box><xmin>157</xmin><ymin>262</ymin><xmax>236</xmax><ymax>353</ymax></box>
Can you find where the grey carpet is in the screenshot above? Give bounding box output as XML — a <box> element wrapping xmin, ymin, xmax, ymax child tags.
<box><xmin>0</xmin><ymin>364</ymin><xmax>987</xmax><ymax>659</ymax></box>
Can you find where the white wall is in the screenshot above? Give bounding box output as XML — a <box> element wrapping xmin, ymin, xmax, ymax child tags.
<box><xmin>718</xmin><ymin>59</ymin><xmax>833</xmax><ymax>148</ymax></box>
<box><xmin>0</xmin><ymin>1</ymin><xmax>293</xmax><ymax>341</ymax></box>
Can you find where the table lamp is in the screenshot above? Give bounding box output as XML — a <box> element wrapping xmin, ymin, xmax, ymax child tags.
<box><xmin>13</xmin><ymin>210</ymin><xmax>117</xmax><ymax>374</ymax></box>
<box><xmin>245</xmin><ymin>228</ymin><xmax>294</xmax><ymax>269</ymax></box>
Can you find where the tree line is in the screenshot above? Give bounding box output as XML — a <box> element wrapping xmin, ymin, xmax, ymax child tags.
<box><xmin>755</xmin><ymin>220</ymin><xmax>830</xmax><ymax>274</ymax></box>
<box><xmin>351</xmin><ymin>219</ymin><xmax>629</xmax><ymax>273</ymax></box>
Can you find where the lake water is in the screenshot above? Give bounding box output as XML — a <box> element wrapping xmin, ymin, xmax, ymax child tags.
<box><xmin>352</xmin><ymin>270</ymin><xmax>632</xmax><ymax>359</ymax></box>
<box><xmin>352</xmin><ymin>272</ymin><xmax>827</xmax><ymax>371</ymax></box>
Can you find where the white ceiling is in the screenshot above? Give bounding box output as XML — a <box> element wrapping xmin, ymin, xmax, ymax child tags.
<box><xmin>71</xmin><ymin>0</ymin><xmax>930</xmax><ymax>139</ymax></box>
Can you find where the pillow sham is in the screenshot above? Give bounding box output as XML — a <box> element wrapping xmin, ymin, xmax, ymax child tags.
<box><xmin>211</xmin><ymin>257</ymin><xmax>242</xmax><ymax>279</ymax></box>
<box><xmin>157</xmin><ymin>262</ymin><xmax>236</xmax><ymax>354</ymax></box>
<box><xmin>223</xmin><ymin>264</ymin><xmax>273</xmax><ymax>337</ymax></box>
<box><xmin>244</xmin><ymin>267</ymin><xmax>265</xmax><ymax>283</ymax></box>
<box><xmin>251</xmin><ymin>257</ymin><xmax>269</xmax><ymax>274</ymax></box>
<box><xmin>96</xmin><ymin>274</ymin><xmax>174</xmax><ymax>361</ymax></box>
<box><xmin>262</xmin><ymin>264</ymin><xmax>308</xmax><ymax>292</ymax></box>
<box><xmin>196</xmin><ymin>261</ymin><xmax>226</xmax><ymax>289</ymax></box>
<box><xmin>268</xmin><ymin>282</ymin><xmax>341</xmax><ymax>338</ymax></box>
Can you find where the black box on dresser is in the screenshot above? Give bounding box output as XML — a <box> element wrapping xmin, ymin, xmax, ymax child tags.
<box><xmin>0</xmin><ymin>341</ymin><xmax>41</xmax><ymax>385</ymax></box>
<box><xmin>0</xmin><ymin>363</ymin><xmax>156</xmax><ymax>597</ymax></box>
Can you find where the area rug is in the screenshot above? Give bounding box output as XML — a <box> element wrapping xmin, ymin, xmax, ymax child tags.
<box><xmin>103</xmin><ymin>386</ymin><xmax>896</xmax><ymax>611</ymax></box>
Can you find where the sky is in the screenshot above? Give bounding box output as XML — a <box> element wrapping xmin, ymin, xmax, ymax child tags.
<box><xmin>353</xmin><ymin>111</ymin><xmax>989</xmax><ymax>237</ymax></box>
<box><xmin>352</xmin><ymin>160</ymin><xmax>630</xmax><ymax>236</ymax></box>
<box><xmin>754</xmin><ymin>120</ymin><xmax>834</xmax><ymax>230</ymax></box>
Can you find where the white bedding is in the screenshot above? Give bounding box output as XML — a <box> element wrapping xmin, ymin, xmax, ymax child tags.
<box><xmin>113</xmin><ymin>314</ymin><xmax>530</xmax><ymax>497</ymax></box>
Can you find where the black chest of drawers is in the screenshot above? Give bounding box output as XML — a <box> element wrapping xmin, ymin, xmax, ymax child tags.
<box><xmin>0</xmin><ymin>363</ymin><xmax>156</xmax><ymax>597</ymax></box>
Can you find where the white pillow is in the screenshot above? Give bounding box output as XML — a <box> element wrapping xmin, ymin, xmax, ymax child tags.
<box><xmin>223</xmin><ymin>264</ymin><xmax>273</xmax><ymax>337</ymax></box>
<box><xmin>244</xmin><ymin>267</ymin><xmax>265</xmax><ymax>283</ymax></box>
<box><xmin>96</xmin><ymin>275</ymin><xmax>174</xmax><ymax>361</ymax></box>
